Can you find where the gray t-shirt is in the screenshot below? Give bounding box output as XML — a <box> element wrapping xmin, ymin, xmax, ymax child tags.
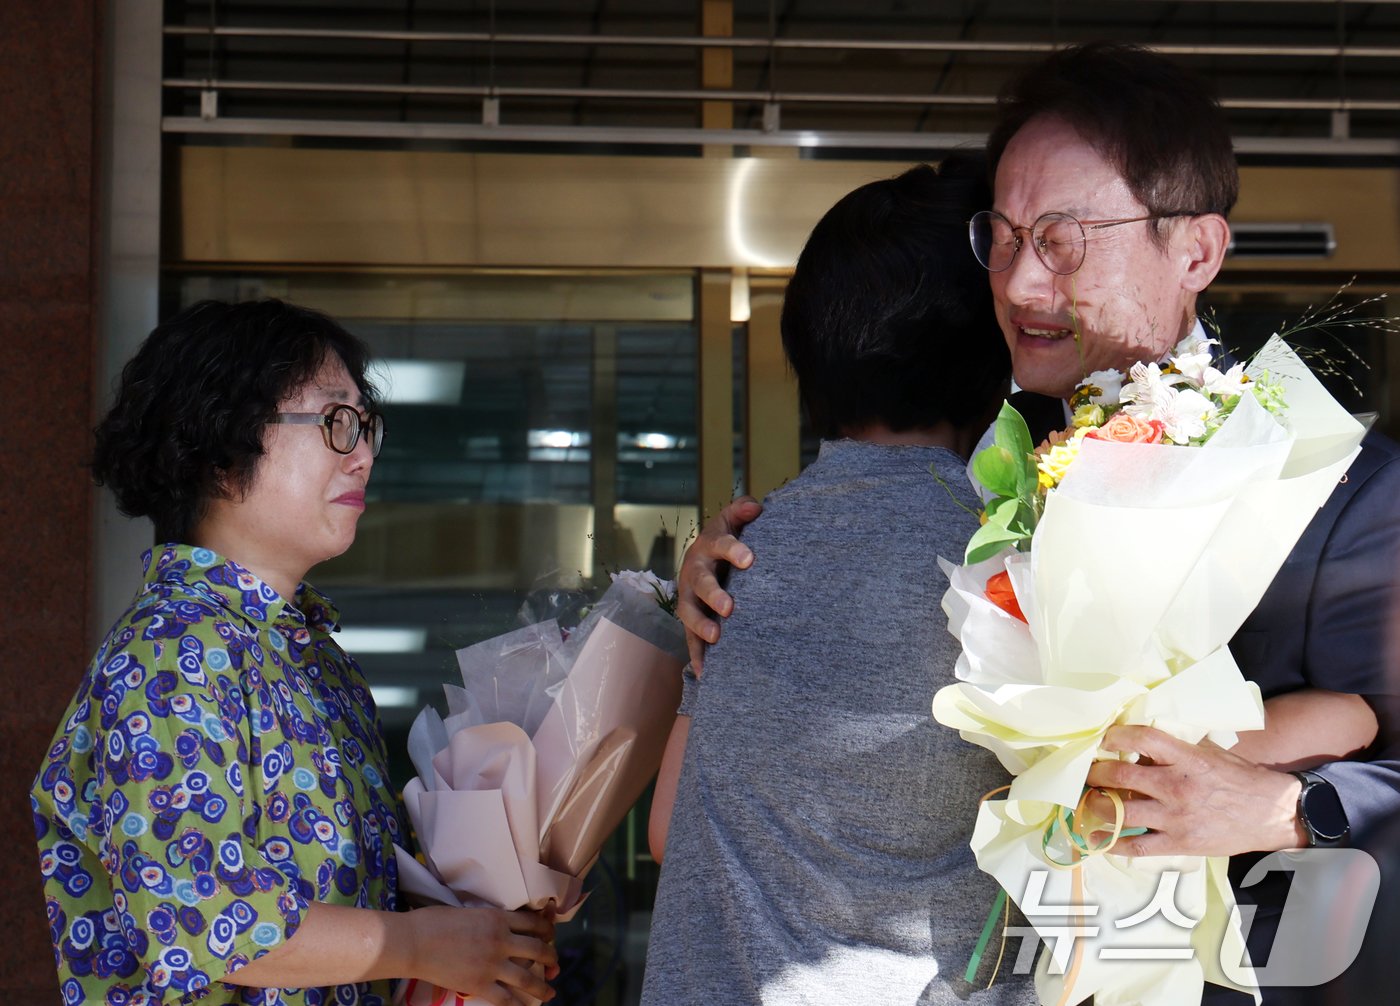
<box><xmin>642</xmin><ymin>439</ymin><xmax>1035</xmax><ymax>1006</ymax></box>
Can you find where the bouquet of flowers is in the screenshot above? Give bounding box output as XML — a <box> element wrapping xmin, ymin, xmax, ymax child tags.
<box><xmin>392</xmin><ymin>570</ymin><xmax>687</xmax><ymax>1006</ymax></box>
<box><xmin>933</xmin><ymin>332</ymin><xmax>1368</xmax><ymax>1006</ymax></box>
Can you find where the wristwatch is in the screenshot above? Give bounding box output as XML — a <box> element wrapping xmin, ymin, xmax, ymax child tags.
<box><xmin>1291</xmin><ymin>770</ymin><xmax>1350</xmax><ymax>847</ymax></box>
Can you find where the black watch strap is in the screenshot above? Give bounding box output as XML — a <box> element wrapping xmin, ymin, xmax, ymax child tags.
<box><xmin>1291</xmin><ymin>770</ymin><xmax>1350</xmax><ymax>847</ymax></box>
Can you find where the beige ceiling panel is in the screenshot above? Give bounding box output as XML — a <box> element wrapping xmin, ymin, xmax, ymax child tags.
<box><xmin>174</xmin><ymin>147</ymin><xmax>902</xmax><ymax>270</ymax></box>
<box><xmin>175</xmin><ymin>148</ymin><xmax>1400</xmax><ymax>273</ymax></box>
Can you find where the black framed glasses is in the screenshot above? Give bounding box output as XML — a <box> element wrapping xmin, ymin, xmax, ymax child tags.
<box><xmin>271</xmin><ymin>404</ymin><xmax>385</xmax><ymax>458</ymax></box>
<box><xmin>968</xmin><ymin>210</ymin><xmax>1195</xmax><ymax>276</ymax></box>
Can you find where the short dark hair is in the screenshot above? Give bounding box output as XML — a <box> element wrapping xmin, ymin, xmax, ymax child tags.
<box><xmin>986</xmin><ymin>41</ymin><xmax>1239</xmax><ymax>240</ymax></box>
<box><xmin>780</xmin><ymin>158</ymin><xmax>1008</xmax><ymax>440</ymax></box>
<box><xmin>93</xmin><ymin>299</ymin><xmax>377</xmax><ymax>544</ymax></box>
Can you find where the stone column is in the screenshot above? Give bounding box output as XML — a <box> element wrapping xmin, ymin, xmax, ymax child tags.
<box><xmin>0</xmin><ymin>2</ymin><xmax>103</xmax><ymax>1001</ymax></box>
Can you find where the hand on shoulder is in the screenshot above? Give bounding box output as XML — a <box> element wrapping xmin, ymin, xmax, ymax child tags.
<box><xmin>676</xmin><ymin>496</ymin><xmax>762</xmax><ymax>672</ymax></box>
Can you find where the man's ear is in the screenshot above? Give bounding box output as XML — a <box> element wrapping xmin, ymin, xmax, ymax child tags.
<box><xmin>1179</xmin><ymin>213</ymin><xmax>1230</xmax><ymax>294</ymax></box>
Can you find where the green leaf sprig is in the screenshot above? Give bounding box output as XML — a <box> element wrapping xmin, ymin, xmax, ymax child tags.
<box><xmin>964</xmin><ymin>402</ymin><xmax>1042</xmax><ymax>564</ymax></box>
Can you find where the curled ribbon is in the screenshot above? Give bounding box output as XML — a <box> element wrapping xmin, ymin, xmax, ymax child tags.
<box><xmin>1050</xmin><ymin>787</ymin><xmax>1148</xmax><ymax>1006</ymax></box>
<box><xmin>965</xmin><ymin>786</ymin><xmax>1149</xmax><ymax>995</ymax></box>
<box><xmin>1043</xmin><ymin>785</ymin><xmax>1147</xmax><ymax>868</ymax></box>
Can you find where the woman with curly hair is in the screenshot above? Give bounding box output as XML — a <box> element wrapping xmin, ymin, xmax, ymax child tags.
<box><xmin>32</xmin><ymin>300</ymin><xmax>557</xmax><ymax>1006</ymax></box>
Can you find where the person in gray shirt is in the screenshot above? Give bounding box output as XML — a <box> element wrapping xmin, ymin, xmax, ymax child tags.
<box><xmin>642</xmin><ymin>160</ymin><xmax>1035</xmax><ymax>1006</ymax></box>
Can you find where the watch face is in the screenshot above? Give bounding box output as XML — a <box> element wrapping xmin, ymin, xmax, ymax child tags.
<box><xmin>1302</xmin><ymin>778</ymin><xmax>1350</xmax><ymax>842</ymax></box>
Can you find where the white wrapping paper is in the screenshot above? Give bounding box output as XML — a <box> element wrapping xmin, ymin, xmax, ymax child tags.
<box><xmin>933</xmin><ymin>338</ymin><xmax>1367</xmax><ymax>1006</ymax></box>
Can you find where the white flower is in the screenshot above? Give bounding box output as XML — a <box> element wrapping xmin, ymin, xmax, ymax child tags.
<box><xmin>1079</xmin><ymin>369</ymin><xmax>1125</xmax><ymax>406</ymax></box>
<box><xmin>610</xmin><ymin>569</ymin><xmax>676</xmax><ymax>600</ymax></box>
<box><xmin>1168</xmin><ymin>337</ymin><xmax>1251</xmax><ymax>401</ymax></box>
<box><xmin>1121</xmin><ymin>361</ymin><xmax>1220</xmax><ymax>443</ymax></box>
<box><xmin>1153</xmin><ymin>387</ymin><xmax>1219</xmax><ymax>443</ymax></box>
<box><xmin>1172</xmin><ymin>332</ymin><xmax>1218</xmax><ymax>358</ymax></box>
<box><xmin>1119</xmin><ymin>361</ymin><xmax>1172</xmax><ymax>411</ymax></box>
<box><xmin>1168</xmin><ymin>334</ymin><xmax>1219</xmax><ymax>380</ymax></box>
<box><xmin>1201</xmin><ymin>360</ymin><xmax>1249</xmax><ymax>398</ymax></box>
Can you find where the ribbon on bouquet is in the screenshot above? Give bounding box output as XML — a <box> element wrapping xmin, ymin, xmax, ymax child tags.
<box><xmin>967</xmin><ymin>784</ymin><xmax>1147</xmax><ymax>1001</ymax></box>
<box><xmin>1047</xmin><ymin>786</ymin><xmax>1140</xmax><ymax>1006</ymax></box>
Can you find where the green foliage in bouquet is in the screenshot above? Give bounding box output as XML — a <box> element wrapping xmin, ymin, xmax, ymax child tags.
<box><xmin>964</xmin><ymin>402</ymin><xmax>1041</xmax><ymax>564</ymax></box>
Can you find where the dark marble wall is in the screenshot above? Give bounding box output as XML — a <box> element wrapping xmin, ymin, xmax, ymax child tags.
<box><xmin>0</xmin><ymin>2</ymin><xmax>102</xmax><ymax>1001</ymax></box>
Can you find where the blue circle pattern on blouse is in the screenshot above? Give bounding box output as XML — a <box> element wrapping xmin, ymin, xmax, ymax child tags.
<box><xmin>32</xmin><ymin>545</ymin><xmax>404</xmax><ymax>1006</ymax></box>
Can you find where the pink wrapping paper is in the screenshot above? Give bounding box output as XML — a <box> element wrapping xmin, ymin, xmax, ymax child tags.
<box><xmin>535</xmin><ymin>618</ymin><xmax>687</xmax><ymax>874</ymax></box>
<box><xmin>391</xmin><ymin>577</ymin><xmax>686</xmax><ymax>1005</ymax></box>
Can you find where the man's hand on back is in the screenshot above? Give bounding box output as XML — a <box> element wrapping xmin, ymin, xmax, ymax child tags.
<box><xmin>676</xmin><ymin>496</ymin><xmax>763</xmax><ymax>671</ymax></box>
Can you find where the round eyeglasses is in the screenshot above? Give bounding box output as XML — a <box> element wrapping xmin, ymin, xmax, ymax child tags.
<box><xmin>271</xmin><ymin>404</ymin><xmax>385</xmax><ymax>458</ymax></box>
<box><xmin>968</xmin><ymin>210</ymin><xmax>1195</xmax><ymax>276</ymax></box>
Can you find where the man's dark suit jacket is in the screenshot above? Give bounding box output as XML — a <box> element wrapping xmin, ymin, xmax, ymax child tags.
<box><xmin>1011</xmin><ymin>390</ymin><xmax>1400</xmax><ymax>1003</ymax></box>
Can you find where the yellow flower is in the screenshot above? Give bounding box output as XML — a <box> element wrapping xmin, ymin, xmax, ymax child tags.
<box><xmin>1072</xmin><ymin>403</ymin><xmax>1105</xmax><ymax>429</ymax></box>
<box><xmin>1037</xmin><ymin>429</ymin><xmax>1089</xmax><ymax>488</ymax></box>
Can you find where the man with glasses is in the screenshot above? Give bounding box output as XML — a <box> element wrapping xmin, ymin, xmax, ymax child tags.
<box><xmin>677</xmin><ymin>42</ymin><xmax>1400</xmax><ymax>1002</ymax></box>
<box><xmin>978</xmin><ymin>47</ymin><xmax>1400</xmax><ymax>1004</ymax></box>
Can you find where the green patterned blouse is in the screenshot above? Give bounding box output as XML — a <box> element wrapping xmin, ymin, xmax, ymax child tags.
<box><xmin>33</xmin><ymin>544</ymin><xmax>406</xmax><ymax>1005</ymax></box>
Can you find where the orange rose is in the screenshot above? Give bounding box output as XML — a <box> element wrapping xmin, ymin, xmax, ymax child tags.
<box><xmin>984</xmin><ymin>570</ymin><xmax>1026</xmax><ymax>623</ymax></box>
<box><xmin>1085</xmin><ymin>412</ymin><xmax>1164</xmax><ymax>444</ymax></box>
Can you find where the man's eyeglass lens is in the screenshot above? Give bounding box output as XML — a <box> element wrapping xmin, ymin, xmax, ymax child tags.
<box><xmin>969</xmin><ymin>211</ymin><xmax>1087</xmax><ymax>275</ymax></box>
